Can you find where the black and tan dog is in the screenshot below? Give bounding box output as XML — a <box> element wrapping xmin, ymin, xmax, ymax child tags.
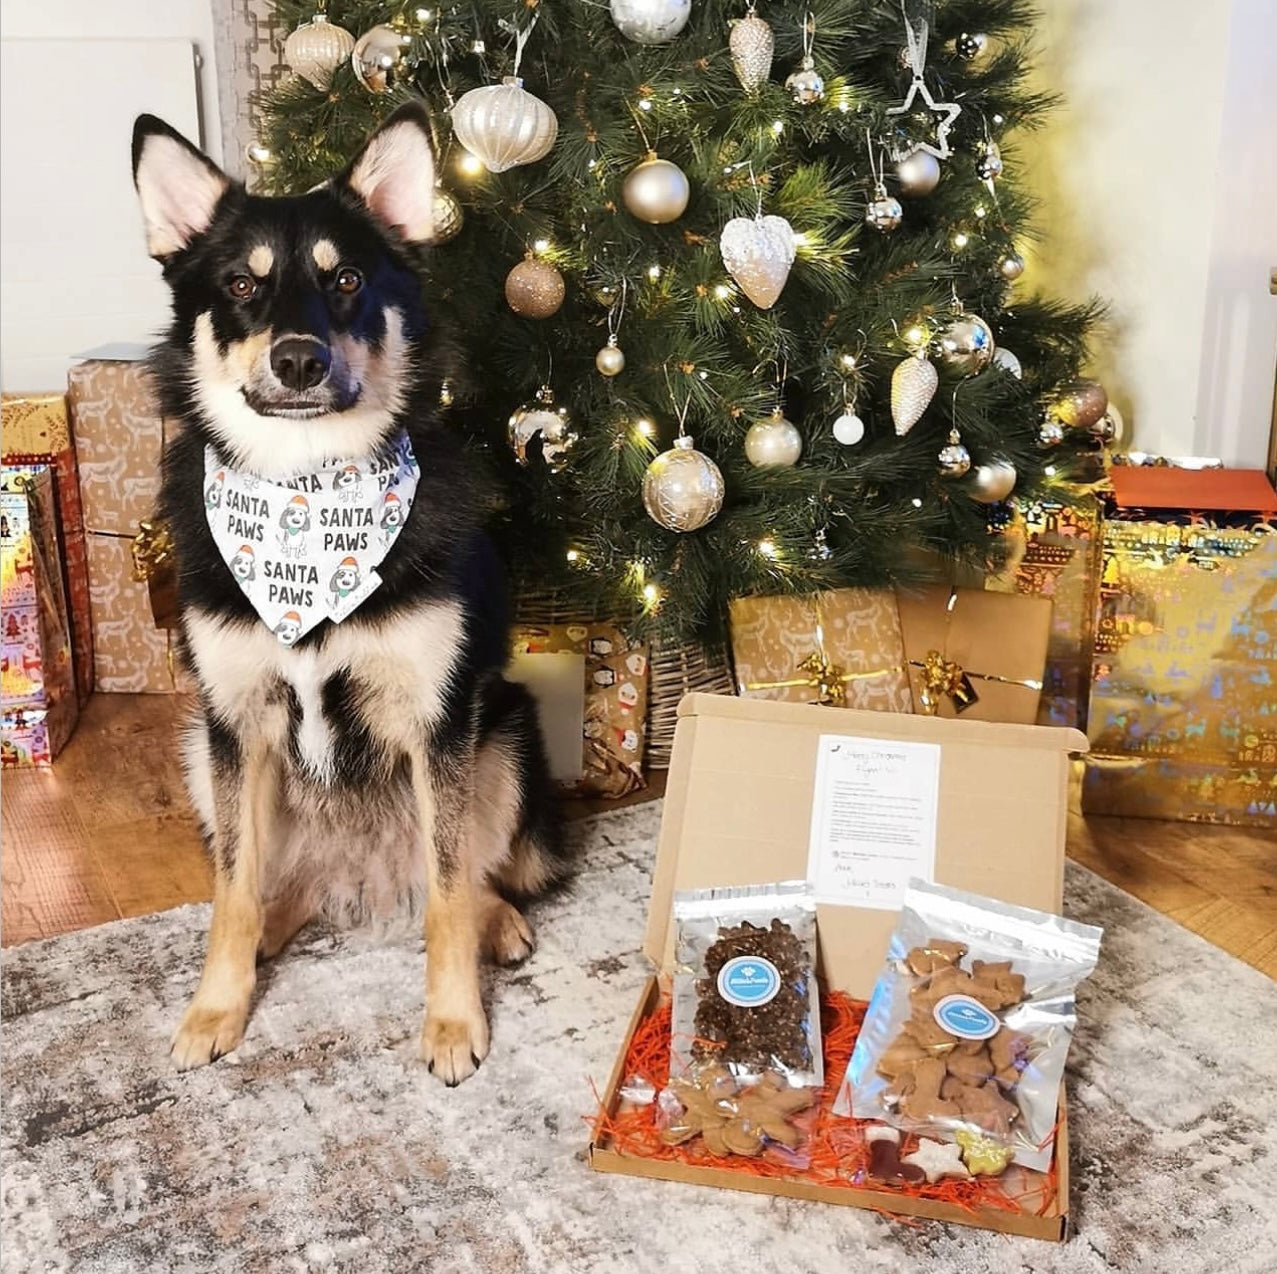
<box><xmin>132</xmin><ymin>105</ymin><xmax>566</xmax><ymax>1085</ymax></box>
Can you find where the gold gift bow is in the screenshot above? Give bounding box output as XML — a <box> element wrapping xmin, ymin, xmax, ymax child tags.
<box><xmin>907</xmin><ymin>587</ymin><xmax>1044</xmax><ymax>715</ymax></box>
<box><xmin>743</xmin><ymin>595</ymin><xmax>899</xmax><ymax>708</ymax></box>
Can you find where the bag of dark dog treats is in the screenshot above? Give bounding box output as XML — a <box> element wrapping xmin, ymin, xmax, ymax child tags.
<box><xmin>836</xmin><ymin>879</ymin><xmax>1102</xmax><ymax>1172</ymax></box>
<box><xmin>670</xmin><ymin>881</ymin><xmax>822</xmax><ymax>1090</ymax></box>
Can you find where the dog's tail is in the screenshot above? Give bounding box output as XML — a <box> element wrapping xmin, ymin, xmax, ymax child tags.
<box><xmin>479</xmin><ymin>677</ymin><xmax>571</xmax><ymax>899</ymax></box>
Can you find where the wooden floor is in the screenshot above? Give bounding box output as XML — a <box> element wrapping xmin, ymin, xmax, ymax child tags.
<box><xmin>4</xmin><ymin>694</ymin><xmax>1276</xmax><ymax>979</ymax></box>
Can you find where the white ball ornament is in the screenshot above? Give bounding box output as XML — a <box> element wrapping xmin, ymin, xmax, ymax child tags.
<box><xmin>832</xmin><ymin>411</ymin><xmax>865</xmax><ymax>445</ymax></box>
<box><xmin>896</xmin><ymin>151</ymin><xmax>941</xmax><ymax>196</ymax></box>
<box><xmin>609</xmin><ymin>0</ymin><xmax>691</xmax><ymax>44</ymax></box>
<box><xmin>451</xmin><ymin>77</ymin><xmax>558</xmax><ymax>173</ymax></box>
<box><xmin>744</xmin><ymin>409</ymin><xmax>802</xmax><ymax>468</ymax></box>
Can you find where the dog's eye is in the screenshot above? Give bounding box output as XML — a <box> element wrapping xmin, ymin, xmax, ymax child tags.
<box><xmin>227</xmin><ymin>275</ymin><xmax>257</xmax><ymax>301</ymax></box>
<box><xmin>334</xmin><ymin>267</ymin><xmax>363</xmax><ymax>295</ymax></box>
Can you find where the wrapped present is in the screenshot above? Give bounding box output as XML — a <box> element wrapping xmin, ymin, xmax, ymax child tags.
<box><xmin>1083</xmin><ymin>466</ymin><xmax>1277</xmax><ymax>826</ymax></box>
<box><xmin>1</xmin><ymin>467</ymin><xmax>79</xmax><ymax>766</ymax></box>
<box><xmin>67</xmin><ymin>349</ymin><xmax>185</xmax><ymax>693</ymax></box>
<box><xmin>896</xmin><ymin>584</ymin><xmax>1052</xmax><ymax>724</ymax></box>
<box><xmin>986</xmin><ymin>498</ymin><xmax>1104</xmax><ymax>730</ymax></box>
<box><xmin>510</xmin><ymin>622</ymin><xmax>649</xmax><ymax>798</ymax></box>
<box><xmin>1</xmin><ymin>392</ymin><xmax>93</xmax><ymax>703</ymax></box>
<box><xmin>729</xmin><ymin>589</ymin><xmax>913</xmax><ymax>711</ymax></box>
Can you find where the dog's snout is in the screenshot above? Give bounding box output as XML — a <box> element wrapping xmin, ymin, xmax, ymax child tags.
<box><xmin>271</xmin><ymin>337</ymin><xmax>331</xmax><ymax>392</ymax></box>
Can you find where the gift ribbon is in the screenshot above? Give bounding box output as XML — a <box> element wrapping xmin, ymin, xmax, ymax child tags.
<box><xmin>907</xmin><ymin>586</ymin><xmax>1044</xmax><ymax>715</ymax></box>
<box><xmin>743</xmin><ymin>594</ymin><xmax>899</xmax><ymax>708</ymax></box>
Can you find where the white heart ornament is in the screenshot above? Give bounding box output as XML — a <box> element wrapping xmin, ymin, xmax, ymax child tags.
<box><xmin>719</xmin><ymin>214</ymin><xmax>796</xmax><ymax>310</ymax></box>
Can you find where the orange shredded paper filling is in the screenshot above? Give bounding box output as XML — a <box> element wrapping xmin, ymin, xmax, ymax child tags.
<box><xmin>592</xmin><ymin>991</ymin><xmax>1059</xmax><ymax>1218</ymax></box>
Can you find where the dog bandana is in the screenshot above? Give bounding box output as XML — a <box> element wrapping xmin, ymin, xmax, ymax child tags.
<box><xmin>203</xmin><ymin>432</ymin><xmax>419</xmax><ymax>645</ymax></box>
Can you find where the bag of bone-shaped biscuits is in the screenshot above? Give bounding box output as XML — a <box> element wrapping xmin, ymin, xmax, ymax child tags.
<box><xmin>836</xmin><ymin>880</ymin><xmax>1102</xmax><ymax>1172</ymax></box>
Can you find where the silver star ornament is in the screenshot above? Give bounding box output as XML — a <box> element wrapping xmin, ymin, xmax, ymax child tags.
<box><xmin>887</xmin><ymin>76</ymin><xmax>962</xmax><ymax>161</ymax></box>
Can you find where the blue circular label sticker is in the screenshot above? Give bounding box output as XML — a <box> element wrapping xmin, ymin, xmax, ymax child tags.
<box><xmin>716</xmin><ymin>956</ymin><xmax>781</xmax><ymax>1008</ymax></box>
<box><xmin>933</xmin><ymin>994</ymin><xmax>999</xmax><ymax>1040</ymax></box>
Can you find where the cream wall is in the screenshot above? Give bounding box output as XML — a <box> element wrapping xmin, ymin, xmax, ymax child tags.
<box><xmin>1023</xmin><ymin>0</ymin><xmax>1277</xmax><ymax>465</ymax></box>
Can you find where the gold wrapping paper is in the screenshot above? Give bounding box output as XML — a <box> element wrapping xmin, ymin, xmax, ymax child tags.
<box><xmin>1084</xmin><ymin>520</ymin><xmax>1277</xmax><ymax>826</ymax></box>
<box><xmin>729</xmin><ymin>588</ymin><xmax>913</xmax><ymax>711</ymax></box>
<box><xmin>896</xmin><ymin>585</ymin><xmax>1052</xmax><ymax>724</ymax></box>
<box><xmin>510</xmin><ymin>623</ymin><xmax>649</xmax><ymax>798</ymax></box>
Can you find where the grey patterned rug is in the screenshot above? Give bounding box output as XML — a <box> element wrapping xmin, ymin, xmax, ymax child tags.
<box><xmin>3</xmin><ymin>803</ymin><xmax>1275</xmax><ymax>1274</ymax></box>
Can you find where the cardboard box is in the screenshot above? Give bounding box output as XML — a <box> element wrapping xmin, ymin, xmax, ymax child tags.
<box><xmin>590</xmin><ymin>694</ymin><xmax>1086</xmax><ymax>1240</ymax></box>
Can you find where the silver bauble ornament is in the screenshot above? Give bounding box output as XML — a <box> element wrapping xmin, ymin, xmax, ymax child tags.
<box><xmin>975</xmin><ymin>143</ymin><xmax>1004</xmax><ymax>182</ymax></box>
<box><xmin>992</xmin><ymin>347</ymin><xmax>1023</xmax><ymax>379</ymax></box>
<box><xmin>891</xmin><ymin>353</ymin><xmax>938</xmax><ymax>435</ymax></box>
<box><xmin>969</xmin><ymin>458</ymin><xmax>1018</xmax><ymax>503</ymax></box>
<box><xmin>622</xmin><ymin>153</ymin><xmax>690</xmax><ymax>224</ymax></box>
<box><xmin>431</xmin><ymin>187</ymin><xmax>464</xmax><ymax>243</ymax></box>
<box><xmin>609</xmin><ymin>0</ymin><xmax>691</xmax><ymax>44</ymax></box>
<box><xmin>351</xmin><ymin>23</ymin><xmax>411</xmax><ymax>93</ymax></box>
<box><xmin>896</xmin><ymin>151</ymin><xmax>941</xmax><ymax>196</ymax></box>
<box><xmin>505</xmin><ymin>256</ymin><xmax>565</xmax><ymax>318</ymax></box>
<box><xmin>832</xmin><ymin>410</ymin><xmax>865</xmax><ymax>445</ymax></box>
<box><xmin>451</xmin><ymin>77</ymin><xmax>558</xmax><ymax>173</ymax></box>
<box><xmin>595</xmin><ymin>339</ymin><xmax>626</xmax><ymax>377</ymax></box>
<box><xmin>1097</xmin><ymin>402</ymin><xmax>1125</xmax><ymax>444</ymax></box>
<box><xmin>642</xmin><ymin>435</ymin><xmax>725</xmax><ymax>532</ymax></box>
<box><xmin>866</xmin><ymin>187</ymin><xmax>903</xmax><ymax>232</ymax></box>
<box><xmin>1038</xmin><ymin>419</ymin><xmax>1065</xmax><ymax>447</ymax></box>
<box><xmin>955</xmin><ymin>32</ymin><xmax>988</xmax><ymax>61</ymax></box>
<box><xmin>508</xmin><ymin>387</ymin><xmax>575</xmax><ymax>471</ymax></box>
<box><xmin>938</xmin><ymin>432</ymin><xmax>972</xmax><ymax>477</ymax></box>
<box><xmin>1055</xmin><ymin>379</ymin><xmax>1108</xmax><ymax>429</ymax></box>
<box><xmin>285</xmin><ymin>12</ymin><xmax>356</xmax><ymax>89</ymax></box>
<box><xmin>999</xmin><ymin>251</ymin><xmax>1025</xmax><ymax>281</ymax></box>
<box><xmin>744</xmin><ymin>409</ymin><xmax>802</xmax><ymax>468</ymax></box>
<box><xmin>786</xmin><ymin>56</ymin><xmax>824</xmax><ymax>105</ymax></box>
<box><xmin>936</xmin><ymin>313</ymin><xmax>995</xmax><ymax>377</ymax></box>
<box><xmin>729</xmin><ymin>14</ymin><xmax>774</xmax><ymax>93</ymax></box>
<box><xmin>719</xmin><ymin>214</ymin><xmax>795</xmax><ymax>310</ymax></box>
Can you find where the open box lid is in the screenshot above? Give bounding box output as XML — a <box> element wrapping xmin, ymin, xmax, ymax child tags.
<box><xmin>644</xmin><ymin>694</ymin><xmax>1088</xmax><ymax>999</ymax></box>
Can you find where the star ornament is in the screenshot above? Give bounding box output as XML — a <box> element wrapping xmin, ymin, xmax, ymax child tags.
<box><xmin>902</xmin><ymin>1137</ymin><xmax>971</xmax><ymax>1184</ymax></box>
<box><xmin>887</xmin><ymin>75</ymin><xmax>962</xmax><ymax>161</ymax></box>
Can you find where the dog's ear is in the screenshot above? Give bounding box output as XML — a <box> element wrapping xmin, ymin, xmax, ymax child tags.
<box><xmin>338</xmin><ymin>103</ymin><xmax>437</xmax><ymax>244</ymax></box>
<box><xmin>132</xmin><ymin>115</ymin><xmax>231</xmax><ymax>259</ymax></box>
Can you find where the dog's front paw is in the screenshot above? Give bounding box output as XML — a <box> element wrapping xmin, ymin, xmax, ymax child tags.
<box><xmin>420</xmin><ymin>1001</ymin><xmax>490</xmax><ymax>1087</ymax></box>
<box><xmin>171</xmin><ymin>1002</ymin><xmax>247</xmax><ymax>1070</ymax></box>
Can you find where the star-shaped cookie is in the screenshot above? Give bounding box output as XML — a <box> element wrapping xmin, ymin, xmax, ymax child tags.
<box><xmin>902</xmin><ymin>1137</ymin><xmax>971</xmax><ymax>1184</ymax></box>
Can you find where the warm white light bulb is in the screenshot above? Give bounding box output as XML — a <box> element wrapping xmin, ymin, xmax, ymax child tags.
<box><xmin>771</xmin><ymin>120</ymin><xmax>784</xmax><ymax>134</ymax></box>
<box><xmin>1044</xmin><ymin>465</ymin><xmax>1057</xmax><ymax>476</ymax></box>
<box><xmin>458</xmin><ymin>151</ymin><xmax>483</xmax><ymax>176</ymax></box>
<box><xmin>714</xmin><ymin>284</ymin><xmax>732</xmax><ymax>299</ymax></box>
<box><xmin>758</xmin><ymin>538</ymin><xmax>777</xmax><ymax>559</ymax></box>
<box><xmin>647</xmin><ymin>264</ymin><xmax>661</xmax><ymax>280</ymax></box>
<box><xmin>636</xmin><ymin>419</ymin><xmax>655</xmax><ymax>438</ymax></box>
<box><xmin>565</xmin><ymin>548</ymin><xmax>580</xmax><ymax>563</ymax></box>
<box><xmin>642</xmin><ymin>583</ymin><xmax>659</xmax><ymax>603</ymax></box>
<box><xmin>533</xmin><ymin>238</ymin><xmax>550</xmax><ymax>253</ymax></box>
<box><xmin>911</xmin><ymin>497</ymin><xmax>923</xmax><ymax>508</ymax></box>
<box><xmin>952</xmin><ymin>232</ymin><xmax>970</xmax><ymax>249</ymax></box>
<box><xmin>639</xmin><ymin>98</ymin><xmax>653</xmax><ymax>112</ymax></box>
<box><xmin>840</xmin><ymin>353</ymin><xmax>857</xmax><ymax>370</ymax></box>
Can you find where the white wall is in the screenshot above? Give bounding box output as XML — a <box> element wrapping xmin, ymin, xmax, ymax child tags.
<box><xmin>1</xmin><ymin>1</ymin><xmax>222</xmax><ymax>163</ymax></box>
<box><xmin>1023</xmin><ymin>0</ymin><xmax>1277</xmax><ymax>466</ymax></box>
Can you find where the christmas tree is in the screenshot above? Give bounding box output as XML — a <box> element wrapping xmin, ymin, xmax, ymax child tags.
<box><xmin>254</xmin><ymin>0</ymin><xmax>1106</xmax><ymax>646</ymax></box>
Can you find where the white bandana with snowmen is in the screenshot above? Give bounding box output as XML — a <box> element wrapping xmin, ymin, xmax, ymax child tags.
<box><xmin>203</xmin><ymin>432</ymin><xmax>420</xmax><ymax>646</ymax></box>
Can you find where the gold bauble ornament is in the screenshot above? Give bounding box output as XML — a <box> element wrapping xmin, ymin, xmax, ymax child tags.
<box><xmin>451</xmin><ymin>77</ymin><xmax>558</xmax><ymax>173</ymax></box>
<box><xmin>351</xmin><ymin>22</ymin><xmax>412</xmax><ymax>93</ymax></box>
<box><xmin>622</xmin><ymin>153</ymin><xmax>690</xmax><ymax>224</ymax></box>
<box><xmin>595</xmin><ymin>339</ymin><xmax>626</xmax><ymax>377</ymax></box>
<box><xmin>431</xmin><ymin>187</ymin><xmax>464</xmax><ymax>243</ymax></box>
<box><xmin>969</xmin><ymin>458</ymin><xmax>1018</xmax><ymax>503</ymax></box>
<box><xmin>642</xmin><ymin>435</ymin><xmax>725</xmax><ymax>532</ymax></box>
<box><xmin>1055</xmin><ymin>379</ymin><xmax>1108</xmax><ymax>429</ymax></box>
<box><xmin>285</xmin><ymin>11</ymin><xmax>356</xmax><ymax>89</ymax></box>
<box><xmin>505</xmin><ymin>256</ymin><xmax>565</xmax><ymax>318</ymax></box>
<box><xmin>936</xmin><ymin>313</ymin><xmax>995</xmax><ymax>377</ymax></box>
<box><xmin>891</xmin><ymin>352</ymin><xmax>938</xmax><ymax>435</ymax></box>
<box><xmin>744</xmin><ymin>409</ymin><xmax>802</xmax><ymax>468</ymax></box>
<box><xmin>508</xmin><ymin>386</ymin><xmax>575</xmax><ymax>471</ymax></box>
<box><xmin>998</xmin><ymin>251</ymin><xmax>1025</xmax><ymax>281</ymax></box>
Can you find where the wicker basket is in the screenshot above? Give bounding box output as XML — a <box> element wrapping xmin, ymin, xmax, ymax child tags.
<box><xmin>514</xmin><ymin>588</ymin><xmax>735</xmax><ymax>771</ymax></box>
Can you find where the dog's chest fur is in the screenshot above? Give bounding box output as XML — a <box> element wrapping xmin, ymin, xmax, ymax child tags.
<box><xmin>186</xmin><ymin>601</ymin><xmax>464</xmax><ymax>787</ymax></box>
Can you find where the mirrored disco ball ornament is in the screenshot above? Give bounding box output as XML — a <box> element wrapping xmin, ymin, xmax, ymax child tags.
<box><xmin>431</xmin><ymin>188</ymin><xmax>464</xmax><ymax>243</ymax></box>
<box><xmin>955</xmin><ymin>32</ymin><xmax>988</xmax><ymax>60</ymax></box>
<box><xmin>730</xmin><ymin>13</ymin><xmax>774</xmax><ymax>93</ymax></box>
<box><xmin>609</xmin><ymin>0</ymin><xmax>691</xmax><ymax>44</ymax></box>
<box><xmin>938</xmin><ymin>431</ymin><xmax>971</xmax><ymax>477</ymax></box>
<box><xmin>285</xmin><ymin>12</ymin><xmax>355</xmax><ymax>89</ymax></box>
<box><xmin>866</xmin><ymin>187</ymin><xmax>903</xmax><ymax>232</ymax></box>
<box><xmin>642</xmin><ymin>435</ymin><xmax>725</xmax><ymax>532</ymax></box>
<box><xmin>976</xmin><ymin>143</ymin><xmax>1004</xmax><ymax>182</ymax></box>
<box><xmin>896</xmin><ymin>151</ymin><xmax>941</xmax><ymax>196</ymax></box>
<box><xmin>508</xmin><ymin>386</ymin><xmax>575</xmax><ymax>471</ymax></box>
<box><xmin>969</xmin><ymin>458</ymin><xmax>1018</xmax><ymax>503</ymax></box>
<box><xmin>1038</xmin><ymin>419</ymin><xmax>1065</xmax><ymax>447</ymax></box>
<box><xmin>744</xmin><ymin>409</ymin><xmax>802</xmax><ymax>468</ymax></box>
<box><xmin>786</xmin><ymin>56</ymin><xmax>824</xmax><ymax>105</ymax></box>
<box><xmin>451</xmin><ymin>78</ymin><xmax>558</xmax><ymax>173</ymax></box>
<box><xmin>936</xmin><ymin>312</ymin><xmax>995</xmax><ymax>377</ymax></box>
<box><xmin>622</xmin><ymin>154</ymin><xmax>690</xmax><ymax>224</ymax></box>
<box><xmin>351</xmin><ymin>23</ymin><xmax>412</xmax><ymax>93</ymax></box>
